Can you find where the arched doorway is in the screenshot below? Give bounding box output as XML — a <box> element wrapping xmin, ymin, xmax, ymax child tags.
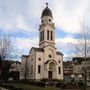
<box><xmin>48</xmin><ymin>62</ymin><xmax>56</xmax><ymax>79</ymax></box>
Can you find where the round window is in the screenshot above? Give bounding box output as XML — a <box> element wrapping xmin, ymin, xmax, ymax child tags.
<box><xmin>49</xmin><ymin>19</ymin><xmax>51</xmax><ymax>22</ymax></box>
<box><xmin>38</xmin><ymin>58</ymin><xmax>41</xmax><ymax>61</ymax></box>
<box><xmin>58</xmin><ymin>60</ymin><xmax>61</xmax><ymax>63</ymax></box>
<box><xmin>48</xmin><ymin>54</ymin><xmax>52</xmax><ymax>58</ymax></box>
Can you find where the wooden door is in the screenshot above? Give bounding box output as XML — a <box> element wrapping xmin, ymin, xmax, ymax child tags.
<box><xmin>48</xmin><ymin>71</ymin><xmax>52</xmax><ymax>79</ymax></box>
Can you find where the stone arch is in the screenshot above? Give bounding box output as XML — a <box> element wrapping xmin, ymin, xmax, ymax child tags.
<box><xmin>49</xmin><ymin>62</ymin><xmax>55</xmax><ymax>70</ymax></box>
<box><xmin>48</xmin><ymin>61</ymin><xmax>57</xmax><ymax>79</ymax></box>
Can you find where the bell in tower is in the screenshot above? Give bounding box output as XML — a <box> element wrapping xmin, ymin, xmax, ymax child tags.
<box><xmin>39</xmin><ymin>3</ymin><xmax>55</xmax><ymax>48</ymax></box>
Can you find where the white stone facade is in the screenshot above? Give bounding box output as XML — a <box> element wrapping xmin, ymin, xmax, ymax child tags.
<box><xmin>20</xmin><ymin>5</ymin><xmax>63</xmax><ymax>80</ymax></box>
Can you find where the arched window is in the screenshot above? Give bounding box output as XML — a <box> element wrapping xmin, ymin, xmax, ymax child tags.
<box><xmin>47</xmin><ymin>30</ymin><xmax>49</xmax><ymax>40</ymax></box>
<box><xmin>40</xmin><ymin>31</ymin><xmax>44</xmax><ymax>41</ymax></box>
<box><xmin>41</xmin><ymin>20</ymin><xmax>43</xmax><ymax>23</ymax></box>
<box><xmin>49</xmin><ymin>62</ymin><xmax>55</xmax><ymax>70</ymax></box>
<box><xmin>58</xmin><ymin>66</ymin><xmax>61</xmax><ymax>74</ymax></box>
<box><xmin>31</xmin><ymin>65</ymin><xmax>33</xmax><ymax>74</ymax></box>
<box><xmin>42</xmin><ymin>31</ymin><xmax>44</xmax><ymax>40</ymax></box>
<box><xmin>51</xmin><ymin>31</ymin><xmax>53</xmax><ymax>40</ymax></box>
<box><xmin>40</xmin><ymin>32</ymin><xmax>42</xmax><ymax>41</ymax></box>
<box><xmin>38</xmin><ymin>65</ymin><xmax>41</xmax><ymax>73</ymax></box>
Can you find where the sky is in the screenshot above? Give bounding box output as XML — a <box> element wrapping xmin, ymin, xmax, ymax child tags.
<box><xmin>0</xmin><ymin>0</ymin><xmax>90</xmax><ymax>61</ymax></box>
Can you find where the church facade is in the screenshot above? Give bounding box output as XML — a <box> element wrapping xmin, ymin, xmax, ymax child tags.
<box><xmin>20</xmin><ymin>4</ymin><xmax>63</xmax><ymax>80</ymax></box>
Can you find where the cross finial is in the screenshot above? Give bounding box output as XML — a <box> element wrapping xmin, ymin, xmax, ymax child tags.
<box><xmin>46</xmin><ymin>2</ymin><xmax>48</xmax><ymax>8</ymax></box>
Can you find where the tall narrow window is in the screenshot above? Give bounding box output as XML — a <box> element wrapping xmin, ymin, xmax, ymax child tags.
<box><xmin>31</xmin><ymin>65</ymin><xmax>33</xmax><ymax>74</ymax></box>
<box><xmin>40</xmin><ymin>32</ymin><xmax>42</xmax><ymax>41</ymax></box>
<box><xmin>40</xmin><ymin>31</ymin><xmax>44</xmax><ymax>41</ymax></box>
<box><xmin>42</xmin><ymin>31</ymin><xmax>44</xmax><ymax>40</ymax></box>
<box><xmin>58</xmin><ymin>67</ymin><xmax>61</xmax><ymax>74</ymax></box>
<box><xmin>47</xmin><ymin>30</ymin><xmax>49</xmax><ymax>40</ymax></box>
<box><xmin>51</xmin><ymin>31</ymin><xmax>53</xmax><ymax>40</ymax></box>
<box><xmin>38</xmin><ymin>65</ymin><xmax>41</xmax><ymax>73</ymax></box>
<box><xmin>41</xmin><ymin>32</ymin><xmax>42</xmax><ymax>41</ymax></box>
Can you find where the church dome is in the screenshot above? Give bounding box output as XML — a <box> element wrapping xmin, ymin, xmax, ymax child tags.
<box><xmin>41</xmin><ymin>6</ymin><xmax>53</xmax><ymax>18</ymax></box>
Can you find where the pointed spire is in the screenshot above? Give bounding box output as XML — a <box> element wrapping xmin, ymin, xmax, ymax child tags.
<box><xmin>46</xmin><ymin>2</ymin><xmax>48</xmax><ymax>8</ymax></box>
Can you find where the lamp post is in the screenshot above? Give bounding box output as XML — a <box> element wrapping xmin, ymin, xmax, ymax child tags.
<box><xmin>78</xmin><ymin>74</ymin><xmax>82</xmax><ymax>81</ymax></box>
<box><xmin>77</xmin><ymin>74</ymin><xmax>83</xmax><ymax>89</ymax></box>
<box><xmin>71</xmin><ymin>74</ymin><xmax>75</xmax><ymax>84</ymax></box>
<box><xmin>84</xmin><ymin>64</ymin><xmax>87</xmax><ymax>90</ymax></box>
<box><xmin>78</xmin><ymin>74</ymin><xmax>82</xmax><ymax>85</ymax></box>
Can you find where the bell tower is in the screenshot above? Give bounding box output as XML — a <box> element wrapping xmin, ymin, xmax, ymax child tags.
<box><xmin>39</xmin><ymin>3</ymin><xmax>55</xmax><ymax>48</ymax></box>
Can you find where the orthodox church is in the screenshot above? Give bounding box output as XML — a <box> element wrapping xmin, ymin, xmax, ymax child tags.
<box><xmin>21</xmin><ymin>4</ymin><xmax>63</xmax><ymax>80</ymax></box>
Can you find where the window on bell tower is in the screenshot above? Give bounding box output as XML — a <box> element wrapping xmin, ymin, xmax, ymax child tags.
<box><xmin>42</xmin><ymin>31</ymin><xmax>44</xmax><ymax>41</ymax></box>
<box><xmin>40</xmin><ymin>31</ymin><xmax>44</xmax><ymax>42</ymax></box>
<box><xmin>40</xmin><ymin>32</ymin><xmax>41</xmax><ymax>41</ymax></box>
<box><xmin>47</xmin><ymin>30</ymin><xmax>49</xmax><ymax>40</ymax></box>
<box><xmin>58</xmin><ymin>66</ymin><xmax>61</xmax><ymax>74</ymax></box>
<box><xmin>51</xmin><ymin>31</ymin><xmax>53</xmax><ymax>40</ymax></box>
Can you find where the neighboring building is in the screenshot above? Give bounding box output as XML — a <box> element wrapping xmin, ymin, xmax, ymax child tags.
<box><xmin>9</xmin><ymin>61</ymin><xmax>21</xmax><ymax>80</ymax></box>
<box><xmin>63</xmin><ymin>61</ymin><xmax>74</xmax><ymax>75</ymax></box>
<box><xmin>20</xmin><ymin>4</ymin><xmax>63</xmax><ymax>80</ymax></box>
<box><xmin>20</xmin><ymin>55</ymin><xmax>30</xmax><ymax>79</ymax></box>
<box><xmin>0</xmin><ymin>60</ymin><xmax>14</xmax><ymax>80</ymax></box>
<box><xmin>73</xmin><ymin>57</ymin><xmax>90</xmax><ymax>86</ymax></box>
<box><xmin>63</xmin><ymin>61</ymin><xmax>74</xmax><ymax>83</ymax></box>
<box><xmin>81</xmin><ymin>58</ymin><xmax>90</xmax><ymax>86</ymax></box>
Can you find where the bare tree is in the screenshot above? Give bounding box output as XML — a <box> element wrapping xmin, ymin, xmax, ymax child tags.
<box><xmin>74</xmin><ymin>21</ymin><xmax>90</xmax><ymax>89</ymax></box>
<box><xmin>0</xmin><ymin>35</ymin><xmax>12</xmax><ymax>60</ymax></box>
<box><xmin>74</xmin><ymin>22</ymin><xmax>90</xmax><ymax>57</ymax></box>
<box><xmin>0</xmin><ymin>35</ymin><xmax>15</xmax><ymax>80</ymax></box>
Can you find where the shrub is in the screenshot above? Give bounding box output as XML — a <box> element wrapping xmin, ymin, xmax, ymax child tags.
<box><xmin>30</xmin><ymin>81</ymin><xmax>46</xmax><ymax>87</ymax></box>
<box><xmin>56</xmin><ymin>82</ymin><xmax>65</xmax><ymax>88</ymax></box>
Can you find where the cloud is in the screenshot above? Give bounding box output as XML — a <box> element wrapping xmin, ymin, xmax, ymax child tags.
<box><xmin>0</xmin><ymin>0</ymin><xmax>90</xmax><ymax>61</ymax></box>
<box><xmin>0</xmin><ymin>0</ymin><xmax>90</xmax><ymax>34</ymax></box>
<box><xmin>12</xmin><ymin>36</ymin><xmax>76</xmax><ymax>60</ymax></box>
<box><xmin>0</xmin><ymin>0</ymin><xmax>41</xmax><ymax>33</ymax></box>
<box><xmin>11</xmin><ymin>37</ymin><xmax>39</xmax><ymax>60</ymax></box>
<box><xmin>14</xmin><ymin>37</ymin><xmax>38</xmax><ymax>50</ymax></box>
<box><xmin>49</xmin><ymin>0</ymin><xmax>90</xmax><ymax>33</ymax></box>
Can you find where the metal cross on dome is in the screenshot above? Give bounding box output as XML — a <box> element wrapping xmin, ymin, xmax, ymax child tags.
<box><xmin>46</xmin><ymin>2</ymin><xmax>48</xmax><ymax>7</ymax></box>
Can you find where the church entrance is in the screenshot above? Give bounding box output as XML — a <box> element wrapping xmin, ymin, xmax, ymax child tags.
<box><xmin>48</xmin><ymin>62</ymin><xmax>56</xmax><ymax>79</ymax></box>
<box><xmin>48</xmin><ymin>71</ymin><xmax>52</xmax><ymax>79</ymax></box>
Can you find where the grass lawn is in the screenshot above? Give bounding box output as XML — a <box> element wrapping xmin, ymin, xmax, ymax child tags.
<box><xmin>13</xmin><ymin>83</ymin><xmax>60</xmax><ymax>90</ymax></box>
<box><xmin>1</xmin><ymin>83</ymin><xmax>60</xmax><ymax>90</ymax></box>
<box><xmin>86</xmin><ymin>86</ymin><xmax>90</xmax><ymax>90</ymax></box>
<box><xmin>1</xmin><ymin>82</ymin><xmax>90</xmax><ymax>90</ymax></box>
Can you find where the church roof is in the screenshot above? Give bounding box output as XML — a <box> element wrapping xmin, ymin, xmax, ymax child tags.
<box><xmin>41</xmin><ymin>5</ymin><xmax>53</xmax><ymax>18</ymax></box>
<box><xmin>56</xmin><ymin>51</ymin><xmax>63</xmax><ymax>55</ymax></box>
<box><xmin>21</xmin><ymin>55</ymin><xmax>30</xmax><ymax>58</ymax></box>
<box><xmin>32</xmin><ymin>47</ymin><xmax>44</xmax><ymax>52</ymax></box>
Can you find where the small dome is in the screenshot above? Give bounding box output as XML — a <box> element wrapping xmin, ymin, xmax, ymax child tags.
<box><xmin>41</xmin><ymin>6</ymin><xmax>53</xmax><ymax>18</ymax></box>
